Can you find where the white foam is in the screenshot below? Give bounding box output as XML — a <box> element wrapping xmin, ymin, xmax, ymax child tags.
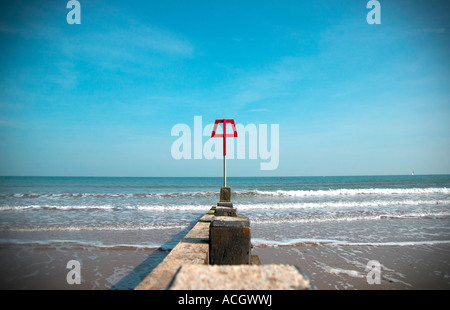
<box><xmin>252</xmin><ymin>238</ymin><xmax>339</xmax><ymax>247</ymax></box>
<box><xmin>252</xmin><ymin>237</ymin><xmax>450</xmax><ymax>248</ymax></box>
<box><xmin>237</xmin><ymin>187</ymin><xmax>450</xmax><ymax>197</ymax></box>
<box><xmin>0</xmin><ymin>205</ymin><xmax>116</xmax><ymax>211</ymax></box>
<box><xmin>327</xmin><ymin>267</ymin><xmax>363</xmax><ymax>278</ymax></box>
<box><xmin>0</xmin><ymin>238</ymin><xmax>164</xmax><ymax>250</ymax></box>
<box><xmin>0</xmin><ymin>223</ymin><xmax>189</xmax><ymax>232</ymax></box>
<box><xmin>237</xmin><ymin>199</ymin><xmax>450</xmax><ymax>211</ymax></box>
<box><xmin>137</xmin><ymin>205</ymin><xmax>211</xmax><ymax>212</ymax></box>
<box><xmin>0</xmin><ymin>191</ymin><xmax>218</xmax><ymax>198</ymax></box>
<box><xmin>251</xmin><ymin>211</ymin><xmax>450</xmax><ymax>225</ymax></box>
<box><xmin>1</xmin><ymin>187</ymin><xmax>448</xmax><ymax>199</ymax></box>
<box><xmin>0</xmin><ymin>204</ymin><xmax>211</xmax><ymax>212</ymax></box>
<box><xmin>3</xmin><ymin>199</ymin><xmax>446</xmax><ymax>213</ymax></box>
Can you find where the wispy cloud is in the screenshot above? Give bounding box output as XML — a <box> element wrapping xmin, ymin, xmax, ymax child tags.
<box><xmin>0</xmin><ymin>115</ymin><xmax>29</xmax><ymax>130</ymax></box>
<box><xmin>221</xmin><ymin>56</ymin><xmax>310</xmax><ymax>111</ymax></box>
<box><xmin>248</xmin><ymin>108</ymin><xmax>272</xmax><ymax>112</ymax></box>
<box><xmin>74</xmin><ymin>25</ymin><xmax>194</xmax><ymax>60</ymax></box>
<box><xmin>0</xmin><ymin>5</ymin><xmax>195</xmax><ymax>91</ymax></box>
<box><xmin>406</xmin><ymin>27</ymin><xmax>447</xmax><ymax>36</ymax></box>
<box><xmin>416</xmin><ymin>27</ymin><xmax>446</xmax><ymax>34</ymax></box>
<box><xmin>55</xmin><ymin>23</ymin><xmax>194</xmax><ymax>80</ymax></box>
<box><xmin>0</xmin><ymin>25</ymin><xmax>19</xmax><ymax>34</ymax></box>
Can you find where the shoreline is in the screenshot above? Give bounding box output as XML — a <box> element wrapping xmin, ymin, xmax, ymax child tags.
<box><xmin>0</xmin><ymin>243</ymin><xmax>165</xmax><ymax>290</ymax></box>
<box><xmin>253</xmin><ymin>243</ymin><xmax>450</xmax><ymax>290</ymax></box>
<box><xmin>1</xmin><ymin>239</ymin><xmax>449</xmax><ymax>290</ymax></box>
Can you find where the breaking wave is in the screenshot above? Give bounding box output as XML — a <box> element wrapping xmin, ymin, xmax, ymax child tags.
<box><xmin>236</xmin><ymin>187</ymin><xmax>450</xmax><ymax>197</ymax></box>
<box><xmin>1</xmin><ymin>187</ymin><xmax>448</xmax><ymax>199</ymax></box>
<box><xmin>0</xmin><ymin>204</ymin><xmax>211</xmax><ymax>212</ymax></box>
<box><xmin>251</xmin><ymin>238</ymin><xmax>450</xmax><ymax>248</ymax></box>
<box><xmin>0</xmin><ymin>223</ymin><xmax>189</xmax><ymax>232</ymax></box>
<box><xmin>251</xmin><ymin>210</ymin><xmax>450</xmax><ymax>225</ymax></box>
<box><xmin>1</xmin><ymin>199</ymin><xmax>448</xmax><ymax>212</ymax></box>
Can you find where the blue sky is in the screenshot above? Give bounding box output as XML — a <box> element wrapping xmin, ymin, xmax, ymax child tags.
<box><xmin>0</xmin><ymin>0</ymin><xmax>449</xmax><ymax>177</ymax></box>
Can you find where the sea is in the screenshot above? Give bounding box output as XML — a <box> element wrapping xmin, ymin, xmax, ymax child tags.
<box><xmin>0</xmin><ymin>175</ymin><xmax>449</xmax><ymax>289</ymax></box>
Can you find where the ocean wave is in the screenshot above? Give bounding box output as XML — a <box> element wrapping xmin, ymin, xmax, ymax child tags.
<box><xmin>251</xmin><ymin>211</ymin><xmax>450</xmax><ymax>225</ymax></box>
<box><xmin>0</xmin><ymin>204</ymin><xmax>211</xmax><ymax>212</ymax></box>
<box><xmin>237</xmin><ymin>187</ymin><xmax>450</xmax><ymax>197</ymax></box>
<box><xmin>1</xmin><ymin>187</ymin><xmax>448</xmax><ymax>199</ymax></box>
<box><xmin>0</xmin><ymin>205</ymin><xmax>117</xmax><ymax>211</ymax></box>
<box><xmin>251</xmin><ymin>238</ymin><xmax>450</xmax><ymax>248</ymax></box>
<box><xmin>0</xmin><ymin>223</ymin><xmax>189</xmax><ymax>232</ymax></box>
<box><xmin>0</xmin><ymin>239</ymin><xmax>166</xmax><ymax>250</ymax></box>
<box><xmin>0</xmin><ymin>192</ymin><xmax>218</xmax><ymax>199</ymax></box>
<box><xmin>1</xmin><ymin>198</ymin><xmax>448</xmax><ymax>212</ymax></box>
<box><xmin>237</xmin><ymin>199</ymin><xmax>450</xmax><ymax>210</ymax></box>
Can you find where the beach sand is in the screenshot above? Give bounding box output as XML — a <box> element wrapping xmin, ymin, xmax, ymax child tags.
<box><xmin>2</xmin><ymin>242</ymin><xmax>449</xmax><ymax>290</ymax></box>
<box><xmin>253</xmin><ymin>243</ymin><xmax>450</xmax><ymax>290</ymax></box>
<box><xmin>0</xmin><ymin>243</ymin><xmax>166</xmax><ymax>290</ymax></box>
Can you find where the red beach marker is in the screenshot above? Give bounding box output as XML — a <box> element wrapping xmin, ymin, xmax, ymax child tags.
<box><xmin>211</xmin><ymin>119</ymin><xmax>238</xmax><ymax>186</ymax></box>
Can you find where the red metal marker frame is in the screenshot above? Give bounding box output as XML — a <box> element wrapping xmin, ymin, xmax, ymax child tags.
<box><xmin>211</xmin><ymin>119</ymin><xmax>238</xmax><ymax>187</ymax></box>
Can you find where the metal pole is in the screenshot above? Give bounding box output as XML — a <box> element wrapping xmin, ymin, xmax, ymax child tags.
<box><xmin>223</xmin><ymin>119</ymin><xmax>227</xmax><ymax>187</ymax></box>
<box><xmin>223</xmin><ymin>155</ymin><xmax>226</xmax><ymax>187</ymax></box>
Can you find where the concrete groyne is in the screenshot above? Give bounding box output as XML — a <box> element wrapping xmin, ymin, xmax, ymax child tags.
<box><xmin>135</xmin><ymin>208</ymin><xmax>213</xmax><ymax>290</ymax></box>
<box><xmin>135</xmin><ymin>188</ymin><xmax>314</xmax><ymax>290</ymax></box>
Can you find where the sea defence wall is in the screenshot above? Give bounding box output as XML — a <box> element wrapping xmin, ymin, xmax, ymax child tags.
<box><xmin>135</xmin><ymin>187</ymin><xmax>314</xmax><ymax>290</ymax></box>
<box><xmin>135</xmin><ymin>208</ymin><xmax>213</xmax><ymax>290</ymax></box>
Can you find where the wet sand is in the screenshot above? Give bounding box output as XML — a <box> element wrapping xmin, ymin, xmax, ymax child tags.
<box><xmin>253</xmin><ymin>243</ymin><xmax>450</xmax><ymax>290</ymax></box>
<box><xmin>0</xmin><ymin>244</ymin><xmax>166</xmax><ymax>290</ymax></box>
<box><xmin>2</xmin><ymin>242</ymin><xmax>449</xmax><ymax>290</ymax></box>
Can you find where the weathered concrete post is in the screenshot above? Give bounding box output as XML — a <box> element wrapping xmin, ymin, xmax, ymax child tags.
<box><xmin>219</xmin><ymin>186</ymin><xmax>231</xmax><ymax>202</ymax></box>
<box><xmin>209</xmin><ymin>216</ymin><xmax>251</xmax><ymax>265</ymax></box>
<box><xmin>216</xmin><ymin>186</ymin><xmax>237</xmax><ymax>216</ymax></box>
